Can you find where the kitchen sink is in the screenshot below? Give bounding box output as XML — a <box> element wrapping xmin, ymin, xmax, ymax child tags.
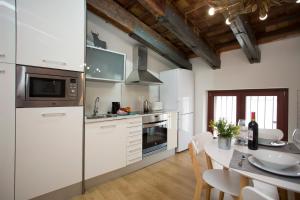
<box><xmin>86</xmin><ymin>114</ymin><xmax>118</xmax><ymax>119</ymax></box>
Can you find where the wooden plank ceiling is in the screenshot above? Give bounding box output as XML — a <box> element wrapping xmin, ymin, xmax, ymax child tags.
<box><xmin>88</xmin><ymin>0</ymin><xmax>300</xmax><ymax>68</ymax></box>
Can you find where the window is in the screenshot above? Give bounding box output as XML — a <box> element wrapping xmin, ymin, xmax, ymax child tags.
<box><xmin>207</xmin><ymin>89</ymin><xmax>288</xmax><ymax>140</ymax></box>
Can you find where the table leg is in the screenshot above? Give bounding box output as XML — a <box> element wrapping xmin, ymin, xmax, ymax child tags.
<box><xmin>238</xmin><ymin>175</ymin><xmax>249</xmax><ymax>200</ymax></box>
<box><xmin>295</xmin><ymin>192</ymin><xmax>300</xmax><ymax>200</ymax></box>
<box><xmin>277</xmin><ymin>187</ymin><xmax>288</xmax><ymax>200</ymax></box>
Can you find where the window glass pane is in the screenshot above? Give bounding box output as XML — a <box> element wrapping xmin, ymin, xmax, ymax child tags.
<box><xmin>245</xmin><ymin>96</ymin><xmax>277</xmax><ymax>129</ymax></box>
<box><xmin>214</xmin><ymin>96</ymin><xmax>236</xmax><ymax>125</ymax></box>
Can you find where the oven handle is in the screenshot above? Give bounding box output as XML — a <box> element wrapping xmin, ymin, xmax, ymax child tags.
<box><xmin>143</xmin><ymin>121</ymin><xmax>167</xmax><ymax>128</ymax></box>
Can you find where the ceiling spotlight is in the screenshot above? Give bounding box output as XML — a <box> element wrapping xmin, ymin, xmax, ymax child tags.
<box><xmin>296</xmin><ymin>0</ymin><xmax>300</xmax><ymax>3</ymax></box>
<box><xmin>259</xmin><ymin>14</ymin><xmax>268</xmax><ymax>21</ymax></box>
<box><xmin>225</xmin><ymin>18</ymin><xmax>231</xmax><ymax>25</ymax></box>
<box><xmin>208</xmin><ymin>7</ymin><xmax>215</xmax><ymax>16</ymax></box>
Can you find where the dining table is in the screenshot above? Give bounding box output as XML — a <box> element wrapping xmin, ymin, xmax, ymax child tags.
<box><xmin>204</xmin><ymin>139</ymin><xmax>300</xmax><ymax>199</ymax></box>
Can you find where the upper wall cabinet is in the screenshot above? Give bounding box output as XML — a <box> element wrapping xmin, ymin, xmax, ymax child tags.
<box><xmin>0</xmin><ymin>0</ymin><xmax>15</xmax><ymax>64</ymax></box>
<box><xmin>86</xmin><ymin>45</ymin><xmax>126</xmax><ymax>82</ymax></box>
<box><xmin>16</xmin><ymin>0</ymin><xmax>85</xmax><ymax>72</ymax></box>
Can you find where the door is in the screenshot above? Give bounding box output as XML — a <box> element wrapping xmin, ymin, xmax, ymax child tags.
<box><xmin>207</xmin><ymin>89</ymin><xmax>288</xmax><ymax>140</ymax></box>
<box><xmin>177</xmin><ymin>113</ymin><xmax>194</xmax><ymax>152</ymax></box>
<box><xmin>0</xmin><ymin>0</ymin><xmax>15</xmax><ymax>64</ymax></box>
<box><xmin>85</xmin><ymin>121</ymin><xmax>126</xmax><ymax>179</ymax></box>
<box><xmin>0</xmin><ymin>63</ymin><xmax>15</xmax><ymax>200</ymax></box>
<box><xmin>16</xmin><ymin>0</ymin><xmax>84</xmax><ymax>71</ymax></box>
<box><xmin>16</xmin><ymin>107</ymin><xmax>83</xmax><ymax>200</ymax></box>
<box><xmin>167</xmin><ymin>112</ymin><xmax>178</xmax><ymax>150</ymax></box>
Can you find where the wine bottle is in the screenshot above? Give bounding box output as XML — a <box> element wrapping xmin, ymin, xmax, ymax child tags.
<box><xmin>248</xmin><ymin>112</ymin><xmax>258</xmax><ymax>150</ymax></box>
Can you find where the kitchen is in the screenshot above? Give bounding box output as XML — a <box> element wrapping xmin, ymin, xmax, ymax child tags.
<box><xmin>1</xmin><ymin>0</ymin><xmax>300</xmax><ymax>200</ymax></box>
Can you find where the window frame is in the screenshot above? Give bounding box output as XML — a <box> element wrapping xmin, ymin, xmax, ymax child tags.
<box><xmin>207</xmin><ymin>88</ymin><xmax>289</xmax><ymax>141</ymax></box>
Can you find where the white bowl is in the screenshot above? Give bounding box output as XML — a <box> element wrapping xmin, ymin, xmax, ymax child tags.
<box><xmin>252</xmin><ymin>149</ymin><xmax>299</xmax><ymax>170</ymax></box>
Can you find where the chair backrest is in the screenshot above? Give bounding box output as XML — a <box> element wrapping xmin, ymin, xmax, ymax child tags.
<box><xmin>188</xmin><ymin>132</ymin><xmax>214</xmax><ymax>183</ymax></box>
<box><xmin>259</xmin><ymin>129</ymin><xmax>284</xmax><ymax>140</ymax></box>
<box><xmin>292</xmin><ymin>129</ymin><xmax>300</xmax><ymax>144</ymax></box>
<box><xmin>191</xmin><ymin>132</ymin><xmax>214</xmax><ymax>154</ymax></box>
<box><xmin>242</xmin><ymin>186</ymin><xmax>274</xmax><ymax>200</ymax></box>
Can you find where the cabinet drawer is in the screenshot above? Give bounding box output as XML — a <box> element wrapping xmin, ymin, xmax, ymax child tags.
<box><xmin>128</xmin><ymin>129</ymin><xmax>142</xmax><ymax>136</ymax></box>
<box><xmin>127</xmin><ymin>152</ymin><xmax>142</xmax><ymax>165</ymax></box>
<box><xmin>127</xmin><ymin>143</ymin><xmax>142</xmax><ymax>154</ymax></box>
<box><xmin>127</xmin><ymin>133</ymin><xmax>142</xmax><ymax>142</ymax></box>
<box><xmin>127</xmin><ymin>137</ymin><xmax>142</xmax><ymax>146</ymax></box>
<box><xmin>87</xmin><ymin>121</ymin><xmax>118</xmax><ymax>132</ymax></box>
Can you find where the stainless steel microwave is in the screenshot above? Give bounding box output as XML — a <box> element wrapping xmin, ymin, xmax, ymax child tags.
<box><xmin>16</xmin><ymin>65</ymin><xmax>84</xmax><ymax>108</ymax></box>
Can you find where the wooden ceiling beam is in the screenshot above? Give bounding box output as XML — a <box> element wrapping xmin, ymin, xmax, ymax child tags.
<box><xmin>137</xmin><ymin>0</ymin><xmax>221</xmax><ymax>69</ymax></box>
<box><xmin>229</xmin><ymin>15</ymin><xmax>261</xmax><ymax>63</ymax></box>
<box><xmin>87</xmin><ymin>0</ymin><xmax>192</xmax><ymax>69</ymax></box>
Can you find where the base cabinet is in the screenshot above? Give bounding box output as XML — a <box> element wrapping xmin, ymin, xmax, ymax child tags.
<box><xmin>15</xmin><ymin>107</ymin><xmax>83</xmax><ymax>200</ymax></box>
<box><xmin>85</xmin><ymin>117</ymin><xmax>142</xmax><ymax>179</ymax></box>
<box><xmin>0</xmin><ymin>63</ymin><xmax>15</xmax><ymax>200</ymax></box>
<box><xmin>85</xmin><ymin>120</ymin><xmax>127</xmax><ymax>179</ymax></box>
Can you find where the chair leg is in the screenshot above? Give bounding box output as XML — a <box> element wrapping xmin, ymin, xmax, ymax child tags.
<box><xmin>218</xmin><ymin>191</ymin><xmax>224</xmax><ymax>200</ymax></box>
<box><xmin>232</xmin><ymin>196</ymin><xmax>239</xmax><ymax>200</ymax></box>
<box><xmin>194</xmin><ymin>182</ymin><xmax>203</xmax><ymax>200</ymax></box>
<box><xmin>277</xmin><ymin>187</ymin><xmax>288</xmax><ymax>200</ymax></box>
<box><xmin>205</xmin><ymin>186</ymin><xmax>211</xmax><ymax>200</ymax></box>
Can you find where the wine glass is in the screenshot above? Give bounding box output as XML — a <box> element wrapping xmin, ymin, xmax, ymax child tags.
<box><xmin>238</xmin><ymin>119</ymin><xmax>248</xmax><ymax>145</ymax></box>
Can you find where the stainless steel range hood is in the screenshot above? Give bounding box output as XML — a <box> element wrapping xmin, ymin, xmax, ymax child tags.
<box><xmin>126</xmin><ymin>45</ymin><xmax>163</xmax><ymax>85</ymax></box>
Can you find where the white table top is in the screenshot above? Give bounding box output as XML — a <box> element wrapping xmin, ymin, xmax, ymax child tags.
<box><xmin>204</xmin><ymin>139</ymin><xmax>300</xmax><ymax>193</ymax></box>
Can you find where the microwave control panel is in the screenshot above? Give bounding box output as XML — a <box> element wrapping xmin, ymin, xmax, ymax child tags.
<box><xmin>69</xmin><ymin>78</ymin><xmax>78</xmax><ymax>98</ymax></box>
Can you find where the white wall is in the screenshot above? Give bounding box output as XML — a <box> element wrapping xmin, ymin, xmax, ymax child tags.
<box><xmin>86</xmin><ymin>11</ymin><xmax>174</xmax><ymax>114</ymax></box>
<box><xmin>192</xmin><ymin>36</ymin><xmax>300</xmax><ymax>141</ymax></box>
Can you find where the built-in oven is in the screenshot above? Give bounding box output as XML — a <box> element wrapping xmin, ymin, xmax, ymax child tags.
<box><xmin>142</xmin><ymin>113</ymin><xmax>168</xmax><ymax>157</ymax></box>
<box><xmin>16</xmin><ymin>65</ymin><xmax>84</xmax><ymax>108</ymax></box>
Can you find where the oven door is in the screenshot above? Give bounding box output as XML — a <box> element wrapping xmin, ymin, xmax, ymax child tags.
<box><xmin>143</xmin><ymin>121</ymin><xmax>167</xmax><ymax>156</ymax></box>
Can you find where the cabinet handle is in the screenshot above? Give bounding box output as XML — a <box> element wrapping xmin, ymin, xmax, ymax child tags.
<box><xmin>128</xmin><ymin>157</ymin><xmax>142</xmax><ymax>163</ymax></box>
<box><xmin>42</xmin><ymin>59</ymin><xmax>67</xmax><ymax>66</ymax></box>
<box><xmin>100</xmin><ymin>125</ymin><xmax>116</xmax><ymax>129</ymax></box>
<box><xmin>128</xmin><ymin>148</ymin><xmax>141</xmax><ymax>153</ymax></box>
<box><xmin>129</xmin><ymin>121</ymin><xmax>141</xmax><ymax>125</ymax></box>
<box><xmin>128</xmin><ymin>134</ymin><xmax>141</xmax><ymax>138</ymax></box>
<box><xmin>0</xmin><ymin>70</ymin><xmax>5</xmax><ymax>74</ymax></box>
<box><xmin>41</xmin><ymin>113</ymin><xmax>66</xmax><ymax>117</ymax></box>
<box><xmin>127</xmin><ymin>125</ymin><xmax>141</xmax><ymax>129</ymax></box>
<box><xmin>0</xmin><ymin>54</ymin><xmax>5</xmax><ymax>57</ymax></box>
<box><xmin>129</xmin><ymin>139</ymin><xmax>141</xmax><ymax>144</ymax></box>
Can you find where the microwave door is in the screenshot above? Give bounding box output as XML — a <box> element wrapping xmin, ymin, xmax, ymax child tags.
<box><xmin>26</xmin><ymin>74</ymin><xmax>68</xmax><ymax>101</ymax></box>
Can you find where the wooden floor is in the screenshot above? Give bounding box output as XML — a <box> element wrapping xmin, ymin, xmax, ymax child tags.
<box><xmin>72</xmin><ymin>151</ymin><xmax>197</xmax><ymax>200</ymax></box>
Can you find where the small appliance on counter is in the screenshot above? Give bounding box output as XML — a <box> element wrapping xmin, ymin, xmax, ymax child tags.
<box><xmin>143</xmin><ymin>99</ymin><xmax>151</xmax><ymax>113</ymax></box>
<box><xmin>111</xmin><ymin>102</ymin><xmax>120</xmax><ymax>114</ymax></box>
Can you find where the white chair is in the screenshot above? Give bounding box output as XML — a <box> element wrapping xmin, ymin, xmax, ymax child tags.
<box><xmin>189</xmin><ymin>132</ymin><xmax>240</xmax><ymax>200</ymax></box>
<box><xmin>259</xmin><ymin>129</ymin><xmax>284</xmax><ymax>140</ymax></box>
<box><xmin>242</xmin><ymin>186</ymin><xmax>274</xmax><ymax>200</ymax></box>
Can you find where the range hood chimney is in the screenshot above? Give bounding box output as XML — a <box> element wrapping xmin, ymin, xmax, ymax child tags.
<box><xmin>126</xmin><ymin>45</ymin><xmax>163</xmax><ymax>85</ymax></box>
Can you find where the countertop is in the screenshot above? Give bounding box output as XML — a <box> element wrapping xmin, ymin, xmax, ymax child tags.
<box><xmin>85</xmin><ymin>110</ymin><xmax>178</xmax><ymax>123</ymax></box>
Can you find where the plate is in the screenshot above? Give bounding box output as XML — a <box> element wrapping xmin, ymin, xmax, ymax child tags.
<box><xmin>258</xmin><ymin>138</ymin><xmax>286</xmax><ymax>147</ymax></box>
<box><xmin>248</xmin><ymin>156</ymin><xmax>300</xmax><ymax>177</ymax></box>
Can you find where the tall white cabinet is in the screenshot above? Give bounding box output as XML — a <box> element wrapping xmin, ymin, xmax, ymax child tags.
<box><xmin>0</xmin><ymin>0</ymin><xmax>15</xmax><ymax>64</ymax></box>
<box><xmin>0</xmin><ymin>1</ymin><xmax>15</xmax><ymax>200</ymax></box>
<box><xmin>0</xmin><ymin>63</ymin><xmax>15</xmax><ymax>200</ymax></box>
<box><xmin>16</xmin><ymin>107</ymin><xmax>83</xmax><ymax>200</ymax></box>
<box><xmin>16</xmin><ymin>0</ymin><xmax>85</xmax><ymax>71</ymax></box>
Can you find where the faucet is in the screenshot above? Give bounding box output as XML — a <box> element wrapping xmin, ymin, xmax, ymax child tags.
<box><xmin>93</xmin><ymin>97</ymin><xmax>100</xmax><ymax>116</ymax></box>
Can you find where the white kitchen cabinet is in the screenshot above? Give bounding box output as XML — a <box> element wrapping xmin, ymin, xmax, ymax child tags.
<box><xmin>16</xmin><ymin>0</ymin><xmax>85</xmax><ymax>71</ymax></box>
<box><xmin>85</xmin><ymin>120</ymin><xmax>127</xmax><ymax>179</ymax></box>
<box><xmin>167</xmin><ymin>112</ymin><xmax>178</xmax><ymax>150</ymax></box>
<box><xmin>0</xmin><ymin>0</ymin><xmax>15</xmax><ymax>64</ymax></box>
<box><xmin>0</xmin><ymin>63</ymin><xmax>15</xmax><ymax>200</ymax></box>
<box><xmin>16</xmin><ymin>107</ymin><xmax>83</xmax><ymax>200</ymax></box>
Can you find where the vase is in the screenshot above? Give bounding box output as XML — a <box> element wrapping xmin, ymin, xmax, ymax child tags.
<box><xmin>218</xmin><ymin>136</ymin><xmax>232</xmax><ymax>150</ymax></box>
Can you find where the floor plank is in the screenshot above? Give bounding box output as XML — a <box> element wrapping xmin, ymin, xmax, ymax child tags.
<box><xmin>72</xmin><ymin>151</ymin><xmax>197</xmax><ymax>200</ymax></box>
